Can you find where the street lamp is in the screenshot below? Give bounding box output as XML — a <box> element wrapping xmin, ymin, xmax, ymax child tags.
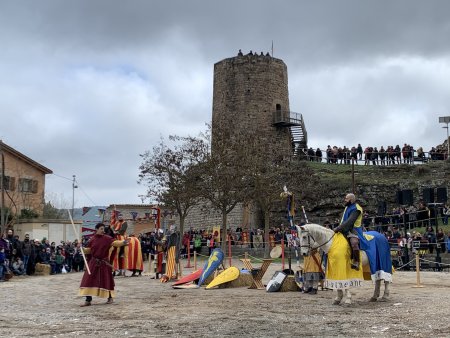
<box><xmin>72</xmin><ymin>175</ymin><xmax>78</xmax><ymax>218</ymax></box>
<box><xmin>439</xmin><ymin>116</ymin><xmax>450</xmax><ymax>159</ymax></box>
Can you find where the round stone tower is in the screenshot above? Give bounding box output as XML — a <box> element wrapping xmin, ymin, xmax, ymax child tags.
<box><xmin>212</xmin><ymin>51</ymin><xmax>305</xmax><ymax>158</ymax></box>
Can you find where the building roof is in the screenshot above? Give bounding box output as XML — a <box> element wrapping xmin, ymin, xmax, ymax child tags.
<box><xmin>0</xmin><ymin>140</ymin><xmax>53</xmax><ymax>174</ymax></box>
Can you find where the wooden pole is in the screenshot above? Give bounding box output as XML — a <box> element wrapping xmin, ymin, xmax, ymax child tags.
<box><xmin>194</xmin><ymin>250</ymin><xmax>197</xmax><ymax>270</ymax></box>
<box><xmin>412</xmin><ymin>253</ymin><xmax>424</xmax><ymax>288</ymax></box>
<box><xmin>68</xmin><ymin>210</ymin><xmax>91</xmax><ymax>275</ymax></box>
<box><xmin>185</xmin><ymin>239</ymin><xmax>192</xmax><ymax>268</ymax></box>
<box><xmin>351</xmin><ymin>158</ymin><xmax>355</xmax><ymax>194</ymax></box>
<box><xmin>177</xmin><ymin>261</ymin><xmax>182</xmax><ymax>278</ymax></box>
<box><xmin>228</xmin><ymin>234</ymin><xmax>232</xmax><ymax>267</ymax></box>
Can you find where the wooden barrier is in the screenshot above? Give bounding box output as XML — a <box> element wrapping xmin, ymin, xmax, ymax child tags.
<box><xmin>412</xmin><ymin>253</ymin><xmax>424</xmax><ymax>288</ymax></box>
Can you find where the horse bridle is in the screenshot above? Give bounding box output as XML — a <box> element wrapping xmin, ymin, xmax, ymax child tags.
<box><xmin>299</xmin><ymin>227</ymin><xmax>335</xmax><ymax>251</ymax></box>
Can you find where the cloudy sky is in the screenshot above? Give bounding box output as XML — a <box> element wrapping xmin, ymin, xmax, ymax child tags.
<box><xmin>1</xmin><ymin>1</ymin><xmax>449</xmax><ymax>208</ymax></box>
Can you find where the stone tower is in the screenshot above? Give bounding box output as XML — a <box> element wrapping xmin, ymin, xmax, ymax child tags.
<box><xmin>212</xmin><ymin>51</ymin><xmax>307</xmax><ymax>157</ymax></box>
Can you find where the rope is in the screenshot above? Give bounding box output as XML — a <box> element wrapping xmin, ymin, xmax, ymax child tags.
<box><xmin>246</xmin><ymin>254</ymin><xmax>264</xmax><ymax>263</ymax></box>
<box><xmin>393</xmin><ymin>258</ymin><xmax>416</xmax><ymax>271</ymax></box>
<box><xmin>419</xmin><ymin>257</ymin><xmax>450</xmax><ymax>267</ymax></box>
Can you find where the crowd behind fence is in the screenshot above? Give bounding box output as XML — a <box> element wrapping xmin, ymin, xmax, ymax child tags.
<box><xmin>1</xmin><ymin>214</ymin><xmax>450</xmax><ymax>281</ymax></box>
<box><xmin>297</xmin><ymin>144</ymin><xmax>447</xmax><ymax>165</ymax></box>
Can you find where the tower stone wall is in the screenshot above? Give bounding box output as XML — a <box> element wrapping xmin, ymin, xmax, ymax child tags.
<box><xmin>184</xmin><ymin>52</ymin><xmax>295</xmax><ymax>231</ymax></box>
<box><xmin>212</xmin><ymin>53</ymin><xmax>292</xmax><ymax>156</ymax></box>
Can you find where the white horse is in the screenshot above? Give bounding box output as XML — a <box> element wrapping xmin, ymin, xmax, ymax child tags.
<box><xmin>296</xmin><ymin>224</ymin><xmax>391</xmax><ymax>305</ymax></box>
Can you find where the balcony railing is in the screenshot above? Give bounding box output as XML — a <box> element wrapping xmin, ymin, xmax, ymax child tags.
<box><xmin>272</xmin><ymin>110</ymin><xmax>304</xmax><ymax>126</ymax></box>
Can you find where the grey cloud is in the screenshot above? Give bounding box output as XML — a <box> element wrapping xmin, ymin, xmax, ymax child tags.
<box><xmin>1</xmin><ymin>0</ymin><xmax>449</xmax><ymax>207</ymax></box>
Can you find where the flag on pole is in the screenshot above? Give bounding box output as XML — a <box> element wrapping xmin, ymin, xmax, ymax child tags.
<box><xmin>82</xmin><ymin>207</ymin><xmax>91</xmax><ymax>216</ymax></box>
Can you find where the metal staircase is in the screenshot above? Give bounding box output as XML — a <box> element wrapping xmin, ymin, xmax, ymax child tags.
<box><xmin>272</xmin><ymin>110</ymin><xmax>308</xmax><ymax>156</ymax></box>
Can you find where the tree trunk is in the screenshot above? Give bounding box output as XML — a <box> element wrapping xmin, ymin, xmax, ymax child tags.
<box><xmin>221</xmin><ymin>210</ymin><xmax>228</xmax><ymax>252</ymax></box>
<box><xmin>178</xmin><ymin>215</ymin><xmax>185</xmax><ymax>249</ymax></box>
<box><xmin>264</xmin><ymin>209</ymin><xmax>271</xmax><ymax>258</ymax></box>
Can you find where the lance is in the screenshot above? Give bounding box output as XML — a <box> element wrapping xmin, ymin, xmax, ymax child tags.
<box><xmin>68</xmin><ymin>209</ymin><xmax>91</xmax><ymax>275</ymax></box>
<box><xmin>301</xmin><ymin>205</ymin><xmax>309</xmax><ymax>224</ymax></box>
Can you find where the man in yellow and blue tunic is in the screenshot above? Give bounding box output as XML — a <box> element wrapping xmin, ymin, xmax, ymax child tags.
<box><xmin>333</xmin><ymin>193</ymin><xmax>363</xmax><ymax>270</ymax></box>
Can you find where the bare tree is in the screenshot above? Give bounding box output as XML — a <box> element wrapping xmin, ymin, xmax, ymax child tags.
<box><xmin>196</xmin><ymin>125</ymin><xmax>253</xmax><ymax>252</ymax></box>
<box><xmin>138</xmin><ymin>135</ymin><xmax>207</xmax><ymax>238</ymax></box>
<box><xmin>246</xmin><ymin>151</ymin><xmax>317</xmax><ymax>257</ymax></box>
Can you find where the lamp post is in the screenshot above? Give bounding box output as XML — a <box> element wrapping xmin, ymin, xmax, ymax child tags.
<box><xmin>439</xmin><ymin>116</ymin><xmax>450</xmax><ymax>159</ymax></box>
<box><xmin>72</xmin><ymin>175</ymin><xmax>78</xmax><ymax>218</ymax></box>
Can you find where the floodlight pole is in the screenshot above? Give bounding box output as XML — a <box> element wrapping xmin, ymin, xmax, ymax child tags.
<box><xmin>445</xmin><ymin>125</ymin><xmax>449</xmax><ymax>159</ymax></box>
<box><xmin>439</xmin><ymin>116</ymin><xmax>450</xmax><ymax>159</ymax></box>
<box><xmin>72</xmin><ymin>175</ymin><xmax>78</xmax><ymax>218</ymax></box>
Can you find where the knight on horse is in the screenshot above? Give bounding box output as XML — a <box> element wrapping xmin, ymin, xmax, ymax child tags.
<box><xmin>333</xmin><ymin>193</ymin><xmax>362</xmax><ymax>270</ymax></box>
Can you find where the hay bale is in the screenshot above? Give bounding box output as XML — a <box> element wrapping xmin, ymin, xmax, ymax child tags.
<box><xmin>218</xmin><ymin>272</ymin><xmax>253</xmax><ymax>289</ymax></box>
<box><xmin>35</xmin><ymin>263</ymin><xmax>51</xmax><ymax>276</ymax></box>
<box><xmin>280</xmin><ymin>275</ymin><xmax>300</xmax><ymax>292</ymax></box>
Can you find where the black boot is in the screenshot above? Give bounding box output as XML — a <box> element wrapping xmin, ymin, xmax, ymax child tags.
<box><xmin>310</xmin><ymin>288</ymin><xmax>318</xmax><ymax>294</ymax></box>
<box><xmin>304</xmin><ymin>287</ymin><xmax>313</xmax><ymax>293</ymax></box>
<box><xmin>351</xmin><ymin>249</ymin><xmax>360</xmax><ymax>270</ymax></box>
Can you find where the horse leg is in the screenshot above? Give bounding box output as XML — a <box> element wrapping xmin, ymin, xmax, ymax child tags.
<box><xmin>343</xmin><ymin>289</ymin><xmax>352</xmax><ymax>305</ymax></box>
<box><xmin>333</xmin><ymin>289</ymin><xmax>344</xmax><ymax>305</ymax></box>
<box><xmin>379</xmin><ymin>281</ymin><xmax>390</xmax><ymax>301</ymax></box>
<box><xmin>370</xmin><ymin>279</ymin><xmax>381</xmax><ymax>302</ymax></box>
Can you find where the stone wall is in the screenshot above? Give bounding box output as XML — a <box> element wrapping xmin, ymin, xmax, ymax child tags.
<box><xmin>212</xmin><ymin>52</ymin><xmax>292</xmax><ymax>156</ymax></box>
<box><xmin>183</xmin><ymin>162</ymin><xmax>450</xmax><ymax>230</ymax></box>
<box><xmin>183</xmin><ymin>200</ymin><xmax>258</xmax><ymax>231</ymax></box>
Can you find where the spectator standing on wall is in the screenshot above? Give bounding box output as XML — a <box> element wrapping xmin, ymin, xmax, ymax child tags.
<box><xmin>315</xmin><ymin>148</ymin><xmax>322</xmax><ymax>162</ymax></box>
<box><xmin>350</xmin><ymin>146</ymin><xmax>357</xmax><ymax>163</ymax></box>
<box><xmin>394</xmin><ymin>145</ymin><xmax>401</xmax><ymax>164</ymax></box>
<box><xmin>307</xmin><ymin>147</ymin><xmax>315</xmax><ymax>161</ymax></box>
<box><xmin>371</xmin><ymin>147</ymin><xmax>379</xmax><ymax>165</ymax></box>
<box><xmin>379</xmin><ymin>146</ymin><xmax>386</xmax><ymax>166</ymax></box>
<box><xmin>364</xmin><ymin>147</ymin><xmax>371</xmax><ymax>165</ymax></box>
<box><xmin>357</xmin><ymin>143</ymin><xmax>363</xmax><ymax>160</ymax></box>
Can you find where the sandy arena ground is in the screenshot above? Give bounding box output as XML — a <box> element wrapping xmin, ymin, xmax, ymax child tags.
<box><xmin>1</xmin><ymin>260</ymin><xmax>449</xmax><ymax>338</ymax></box>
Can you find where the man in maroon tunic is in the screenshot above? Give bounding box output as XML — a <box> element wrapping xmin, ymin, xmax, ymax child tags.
<box><xmin>79</xmin><ymin>223</ymin><xmax>128</xmax><ymax>307</ymax></box>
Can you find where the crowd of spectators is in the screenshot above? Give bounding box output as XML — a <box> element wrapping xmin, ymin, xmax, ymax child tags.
<box><xmin>0</xmin><ymin>229</ymin><xmax>85</xmax><ymax>282</ymax></box>
<box><xmin>2</xmin><ymin>200</ymin><xmax>450</xmax><ymax>282</ymax></box>
<box><xmin>303</xmin><ymin>143</ymin><xmax>448</xmax><ymax>164</ymax></box>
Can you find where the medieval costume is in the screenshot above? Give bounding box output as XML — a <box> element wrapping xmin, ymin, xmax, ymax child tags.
<box><xmin>334</xmin><ymin>194</ymin><xmax>362</xmax><ymax>270</ymax></box>
<box><xmin>302</xmin><ymin>250</ymin><xmax>324</xmax><ymax>294</ymax></box>
<box><xmin>110</xmin><ymin>213</ymin><xmax>143</xmax><ymax>276</ymax></box>
<box><xmin>79</xmin><ymin>223</ymin><xmax>128</xmax><ymax>306</ymax></box>
<box><xmin>154</xmin><ymin>229</ymin><xmax>165</xmax><ymax>279</ymax></box>
<box><xmin>333</xmin><ymin>194</ymin><xmax>392</xmax><ymax>283</ymax></box>
<box><xmin>161</xmin><ymin>226</ymin><xmax>180</xmax><ymax>283</ymax></box>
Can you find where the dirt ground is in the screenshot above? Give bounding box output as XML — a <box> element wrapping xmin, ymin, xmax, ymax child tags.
<box><xmin>1</xmin><ymin>260</ymin><xmax>449</xmax><ymax>338</ymax></box>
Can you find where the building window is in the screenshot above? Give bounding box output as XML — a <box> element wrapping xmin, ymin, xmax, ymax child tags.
<box><xmin>18</xmin><ymin>178</ymin><xmax>38</xmax><ymax>193</ymax></box>
<box><xmin>276</xmin><ymin>104</ymin><xmax>281</xmax><ymax>111</ymax></box>
<box><xmin>2</xmin><ymin>176</ymin><xmax>16</xmax><ymax>191</ymax></box>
